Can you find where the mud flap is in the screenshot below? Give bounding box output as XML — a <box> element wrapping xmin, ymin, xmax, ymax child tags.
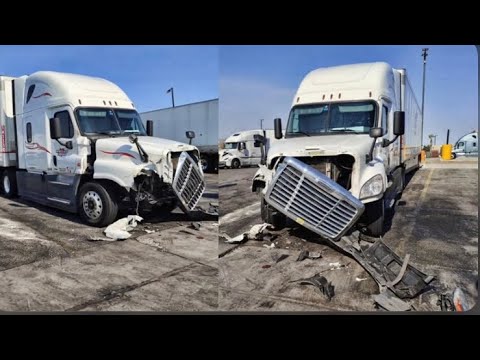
<box><xmin>335</xmin><ymin>233</ymin><xmax>434</xmax><ymax>299</ymax></box>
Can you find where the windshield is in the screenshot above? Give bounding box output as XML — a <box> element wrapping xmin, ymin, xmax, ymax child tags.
<box><xmin>286</xmin><ymin>101</ymin><xmax>376</xmax><ymax>137</ymax></box>
<box><xmin>75</xmin><ymin>108</ymin><xmax>147</xmax><ymax>136</ymax></box>
<box><xmin>224</xmin><ymin>142</ymin><xmax>238</xmax><ymax>150</ymax></box>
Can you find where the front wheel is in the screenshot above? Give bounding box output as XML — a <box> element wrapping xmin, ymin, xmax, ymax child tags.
<box><xmin>231</xmin><ymin>158</ymin><xmax>241</xmax><ymax>169</ymax></box>
<box><xmin>200</xmin><ymin>157</ymin><xmax>210</xmax><ymax>173</ymax></box>
<box><xmin>260</xmin><ymin>193</ymin><xmax>286</xmax><ymax>230</ymax></box>
<box><xmin>364</xmin><ymin>198</ymin><xmax>385</xmax><ymax>237</ymax></box>
<box><xmin>1</xmin><ymin>169</ymin><xmax>18</xmax><ymax>198</ymax></box>
<box><xmin>78</xmin><ymin>182</ymin><xmax>118</xmax><ymax>227</ymax></box>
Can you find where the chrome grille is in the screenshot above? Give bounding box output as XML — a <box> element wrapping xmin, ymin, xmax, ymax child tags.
<box><xmin>172</xmin><ymin>151</ymin><xmax>205</xmax><ymax>212</ymax></box>
<box><xmin>265</xmin><ymin>157</ymin><xmax>364</xmax><ymax>241</ymax></box>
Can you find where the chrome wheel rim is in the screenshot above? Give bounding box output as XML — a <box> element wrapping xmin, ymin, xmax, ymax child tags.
<box><xmin>3</xmin><ymin>175</ymin><xmax>10</xmax><ymax>194</ymax></box>
<box><xmin>82</xmin><ymin>191</ymin><xmax>103</xmax><ymax>220</ymax></box>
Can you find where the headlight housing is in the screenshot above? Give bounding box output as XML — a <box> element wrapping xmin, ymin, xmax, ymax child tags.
<box><xmin>359</xmin><ymin>174</ymin><xmax>384</xmax><ymax>200</ymax></box>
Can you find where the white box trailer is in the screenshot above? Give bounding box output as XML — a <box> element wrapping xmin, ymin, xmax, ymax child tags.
<box><xmin>140</xmin><ymin>99</ymin><xmax>218</xmax><ymax>172</ymax></box>
<box><xmin>0</xmin><ymin>71</ymin><xmax>205</xmax><ymax>227</ymax></box>
<box><xmin>253</xmin><ymin>62</ymin><xmax>422</xmax><ymax>238</ymax></box>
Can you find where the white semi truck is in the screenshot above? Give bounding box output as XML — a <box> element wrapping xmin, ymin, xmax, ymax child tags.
<box><xmin>140</xmin><ymin>99</ymin><xmax>218</xmax><ymax>173</ymax></box>
<box><xmin>0</xmin><ymin>71</ymin><xmax>205</xmax><ymax>227</ymax></box>
<box><xmin>219</xmin><ymin>129</ymin><xmax>278</xmax><ymax>168</ymax></box>
<box><xmin>252</xmin><ymin>62</ymin><xmax>422</xmax><ymax>238</ymax></box>
<box><xmin>452</xmin><ymin>131</ymin><xmax>478</xmax><ymax>158</ymax></box>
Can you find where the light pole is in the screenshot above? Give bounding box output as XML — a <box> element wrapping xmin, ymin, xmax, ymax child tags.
<box><xmin>260</xmin><ymin>119</ymin><xmax>264</xmax><ymax>130</ymax></box>
<box><xmin>421</xmin><ymin>48</ymin><xmax>429</xmax><ymax>148</ymax></box>
<box><xmin>167</xmin><ymin>87</ymin><xmax>175</xmax><ymax>107</ymax></box>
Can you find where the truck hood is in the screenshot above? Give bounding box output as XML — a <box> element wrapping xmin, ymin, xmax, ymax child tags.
<box><xmin>96</xmin><ymin>136</ymin><xmax>198</xmax><ymax>161</ymax></box>
<box><xmin>267</xmin><ymin>134</ymin><xmax>373</xmax><ymax>165</ymax></box>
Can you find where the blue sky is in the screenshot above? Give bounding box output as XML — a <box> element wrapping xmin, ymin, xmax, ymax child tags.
<box><xmin>220</xmin><ymin>45</ymin><xmax>478</xmax><ymax>145</ymax></box>
<box><xmin>0</xmin><ymin>45</ymin><xmax>218</xmax><ymax>112</ymax></box>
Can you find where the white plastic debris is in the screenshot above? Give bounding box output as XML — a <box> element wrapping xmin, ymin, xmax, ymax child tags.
<box><xmin>223</xmin><ymin>233</ymin><xmax>246</xmax><ymax>244</ymax></box>
<box><xmin>144</xmin><ymin>229</ymin><xmax>156</xmax><ymax>234</ymax></box>
<box><xmin>329</xmin><ymin>262</ymin><xmax>341</xmax><ymax>269</ymax></box>
<box><xmin>263</xmin><ymin>243</ymin><xmax>275</xmax><ymax>249</ymax></box>
<box><xmin>453</xmin><ymin>287</ymin><xmax>469</xmax><ymax>311</ymax></box>
<box><xmin>104</xmin><ymin>215</ymin><xmax>143</xmax><ymax>240</ymax></box>
<box><xmin>246</xmin><ymin>223</ymin><xmax>270</xmax><ymax>240</ymax></box>
<box><xmin>355</xmin><ymin>277</ymin><xmax>368</xmax><ymax>282</ymax></box>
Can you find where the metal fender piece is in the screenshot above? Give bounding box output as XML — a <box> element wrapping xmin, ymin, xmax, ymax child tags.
<box><xmin>172</xmin><ymin>151</ymin><xmax>206</xmax><ymax>212</ymax></box>
<box><xmin>265</xmin><ymin>157</ymin><xmax>365</xmax><ymax>241</ymax></box>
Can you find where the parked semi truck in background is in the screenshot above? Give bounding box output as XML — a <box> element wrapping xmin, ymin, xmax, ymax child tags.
<box><xmin>219</xmin><ymin>129</ymin><xmax>280</xmax><ymax>168</ymax></box>
<box><xmin>452</xmin><ymin>131</ymin><xmax>478</xmax><ymax>158</ymax></box>
<box><xmin>0</xmin><ymin>71</ymin><xmax>205</xmax><ymax>227</ymax></box>
<box><xmin>252</xmin><ymin>62</ymin><xmax>422</xmax><ymax>238</ymax></box>
<box><xmin>140</xmin><ymin>99</ymin><xmax>218</xmax><ymax>173</ymax></box>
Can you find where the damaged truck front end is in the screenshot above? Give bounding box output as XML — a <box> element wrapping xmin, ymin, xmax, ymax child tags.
<box><xmin>130</xmin><ymin>150</ymin><xmax>205</xmax><ymax>214</ymax></box>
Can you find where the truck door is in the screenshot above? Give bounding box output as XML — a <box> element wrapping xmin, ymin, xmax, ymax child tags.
<box><xmin>21</xmin><ymin>110</ymin><xmax>50</xmax><ymax>201</ymax></box>
<box><xmin>46</xmin><ymin>108</ymin><xmax>80</xmax><ymax>210</ymax></box>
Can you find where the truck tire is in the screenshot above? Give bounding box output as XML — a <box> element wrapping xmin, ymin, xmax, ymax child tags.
<box><xmin>364</xmin><ymin>198</ymin><xmax>385</xmax><ymax>237</ymax></box>
<box><xmin>231</xmin><ymin>158</ymin><xmax>241</xmax><ymax>169</ymax></box>
<box><xmin>78</xmin><ymin>182</ymin><xmax>118</xmax><ymax>227</ymax></box>
<box><xmin>200</xmin><ymin>156</ymin><xmax>210</xmax><ymax>173</ymax></box>
<box><xmin>260</xmin><ymin>193</ymin><xmax>286</xmax><ymax>230</ymax></box>
<box><xmin>1</xmin><ymin>169</ymin><xmax>18</xmax><ymax>198</ymax></box>
<box><xmin>156</xmin><ymin>199</ymin><xmax>178</xmax><ymax>213</ymax></box>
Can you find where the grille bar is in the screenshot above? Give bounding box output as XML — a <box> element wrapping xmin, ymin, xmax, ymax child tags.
<box><xmin>172</xmin><ymin>151</ymin><xmax>205</xmax><ymax>212</ymax></box>
<box><xmin>265</xmin><ymin>157</ymin><xmax>364</xmax><ymax>241</ymax></box>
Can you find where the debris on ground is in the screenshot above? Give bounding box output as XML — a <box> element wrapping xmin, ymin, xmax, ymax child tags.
<box><xmin>263</xmin><ymin>243</ymin><xmax>275</xmax><ymax>249</ymax></box>
<box><xmin>247</xmin><ymin>223</ymin><xmax>271</xmax><ymax>240</ymax></box>
<box><xmin>104</xmin><ymin>215</ymin><xmax>143</xmax><ymax>240</ymax></box>
<box><xmin>328</xmin><ymin>262</ymin><xmax>350</xmax><ymax>271</ymax></box>
<box><xmin>296</xmin><ymin>250</ymin><xmax>323</xmax><ymax>262</ymax></box>
<box><xmin>437</xmin><ymin>293</ymin><xmax>455</xmax><ymax>311</ymax></box>
<box><xmin>355</xmin><ymin>277</ymin><xmax>368</xmax><ymax>282</ymax></box>
<box><xmin>262</xmin><ymin>264</ymin><xmax>271</xmax><ymax>269</ymax></box>
<box><xmin>373</xmin><ymin>291</ymin><xmax>412</xmax><ymax>311</ymax></box>
<box><xmin>88</xmin><ymin>236</ymin><xmax>116</xmax><ymax>242</ymax></box>
<box><xmin>144</xmin><ymin>229</ymin><xmax>156</xmax><ymax>234</ymax></box>
<box><xmin>271</xmin><ymin>253</ymin><xmax>289</xmax><ymax>264</ymax></box>
<box><xmin>291</xmin><ymin>274</ymin><xmax>335</xmax><ymax>301</ymax></box>
<box><xmin>189</xmin><ymin>222</ymin><xmax>201</xmax><ymax>230</ymax></box>
<box><xmin>453</xmin><ymin>287</ymin><xmax>469</xmax><ymax>311</ymax></box>
<box><xmin>222</xmin><ymin>233</ymin><xmax>246</xmax><ymax>244</ymax></box>
<box><xmin>179</xmin><ymin>229</ymin><xmax>196</xmax><ymax>236</ymax></box>
<box><xmin>262</xmin><ymin>233</ymin><xmax>278</xmax><ymax>242</ymax></box>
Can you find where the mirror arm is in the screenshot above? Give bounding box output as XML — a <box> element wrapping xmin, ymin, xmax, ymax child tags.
<box><xmin>382</xmin><ymin>135</ymin><xmax>400</xmax><ymax>147</ymax></box>
<box><xmin>55</xmin><ymin>139</ymin><xmax>73</xmax><ymax>149</ymax></box>
<box><xmin>366</xmin><ymin>138</ymin><xmax>378</xmax><ymax>164</ymax></box>
<box><xmin>135</xmin><ymin>142</ymin><xmax>149</xmax><ymax>163</ymax></box>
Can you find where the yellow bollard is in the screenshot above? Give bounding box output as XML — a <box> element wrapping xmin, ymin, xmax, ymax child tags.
<box><xmin>421</xmin><ymin>150</ymin><xmax>426</xmax><ymax>162</ymax></box>
<box><xmin>441</xmin><ymin>144</ymin><xmax>453</xmax><ymax>160</ymax></box>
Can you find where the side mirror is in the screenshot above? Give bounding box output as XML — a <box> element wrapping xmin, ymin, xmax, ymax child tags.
<box><xmin>369</xmin><ymin>127</ymin><xmax>384</xmax><ymax>138</ymax></box>
<box><xmin>186</xmin><ymin>131</ymin><xmax>195</xmax><ymax>139</ymax></box>
<box><xmin>49</xmin><ymin>117</ymin><xmax>62</xmax><ymax>139</ymax></box>
<box><xmin>274</xmin><ymin>118</ymin><xmax>283</xmax><ymax>139</ymax></box>
<box><xmin>393</xmin><ymin>111</ymin><xmax>405</xmax><ymax>136</ymax></box>
<box><xmin>253</xmin><ymin>134</ymin><xmax>265</xmax><ymax>144</ymax></box>
<box><xmin>146</xmin><ymin>120</ymin><xmax>153</xmax><ymax>136</ymax></box>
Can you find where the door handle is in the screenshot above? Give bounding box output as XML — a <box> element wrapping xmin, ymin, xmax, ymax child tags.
<box><xmin>53</xmin><ymin>155</ymin><xmax>57</xmax><ymax>167</ymax></box>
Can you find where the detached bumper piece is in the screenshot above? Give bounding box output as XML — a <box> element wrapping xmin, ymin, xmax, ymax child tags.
<box><xmin>173</xmin><ymin>151</ymin><xmax>205</xmax><ymax>212</ymax></box>
<box><xmin>265</xmin><ymin>157</ymin><xmax>364</xmax><ymax>241</ymax></box>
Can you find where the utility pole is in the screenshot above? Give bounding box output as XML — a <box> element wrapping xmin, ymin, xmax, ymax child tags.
<box><xmin>421</xmin><ymin>48</ymin><xmax>429</xmax><ymax>148</ymax></box>
<box><xmin>167</xmin><ymin>87</ymin><xmax>175</xmax><ymax>107</ymax></box>
<box><xmin>260</xmin><ymin>119</ymin><xmax>264</xmax><ymax>130</ymax></box>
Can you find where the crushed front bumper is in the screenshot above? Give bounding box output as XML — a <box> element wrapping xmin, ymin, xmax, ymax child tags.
<box><xmin>265</xmin><ymin>157</ymin><xmax>365</xmax><ymax>241</ymax></box>
<box><xmin>172</xmin><ymin>151</ymin><xmax>206</xmax><ymax>212</ymax></box>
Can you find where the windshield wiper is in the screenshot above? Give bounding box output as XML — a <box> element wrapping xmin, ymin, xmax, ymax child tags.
<box><xmin>288</xmin><ymin>131</ymin><xmax>311</xmax><ymax>137</ymax></box>
<box><xmin>330</xmin><ymin>129</ymin><xmax>360</xmax><ymax>134</ymax></box>
<box><xmin>95</xmin><ymin>131</ymin><xmax>121</xmax><ymax>136</ymax></box>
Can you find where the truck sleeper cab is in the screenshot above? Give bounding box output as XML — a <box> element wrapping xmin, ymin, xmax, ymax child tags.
<box><xmin>252</xmin><ymin>62</ymin><xmax>422</xmax><ymax>239</ymax></box>
<box><xmin>0</xmin><ymin>71</ymin><xmax>205</xmax><ymax>227</ymax></box>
